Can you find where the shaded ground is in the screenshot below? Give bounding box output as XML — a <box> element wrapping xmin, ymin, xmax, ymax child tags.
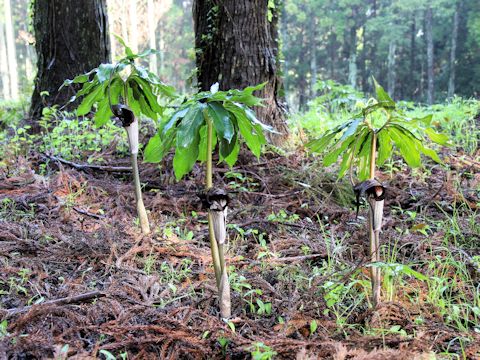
<box><xmin>0</xmin><ymin>145</ymin><xmax>479</xmax><ymax>359</ymax></box>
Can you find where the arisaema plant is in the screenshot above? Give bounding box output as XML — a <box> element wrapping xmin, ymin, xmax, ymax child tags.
<box><xmin>62</xmin><ymin>37</ymin><xmax>176</xmax><ymax>234</ymax></box>
<box><xmin>144</xmin><ymin>82</ymin><xmax>272</xmax><ymax>318</ymax></box>
<box><xmin>307</xmin><ymin>79</ymin><xmax>449</xmax><ymax>307</ymax></box>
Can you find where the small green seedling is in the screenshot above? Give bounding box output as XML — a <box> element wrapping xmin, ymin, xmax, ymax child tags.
<box><xmin>145</xmin><ymin>82</ymin><xmax>272</xmax><ymax>318</ymax></box>
<box><xmin>63</xmin><ymin>36</ymin><xmax>176</xmax><ymax>234</ymax></box>
<box><xmin>307</xmin><ymin>79</ymin><xmax>448</xmax><ymax>306</ymax></box>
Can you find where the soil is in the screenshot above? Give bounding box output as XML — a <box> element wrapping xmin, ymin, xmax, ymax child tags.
<box><xmin>0</xmin><ymin>146</ymin><xmax>479</xmax><ymax>359</ymax></box>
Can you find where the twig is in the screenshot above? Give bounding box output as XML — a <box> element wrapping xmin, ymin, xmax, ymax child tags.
<box><xmin>73</xmin><ymin>206</ymin><xmax>106</xmax><ymax>219</ymax></box>
<box><xmin>43</xmin><ymin>153</ymin><xmax>132</xmax><ymax>172</ymax></box>
<box><xmin>3</xmin><ymin>290</ymin><xmax>105</xmax><ymax>318</ymax></box>
<box><xmin>269</xmin><ymin>253</ymin><xmax>326</xmax><ymax>263</ymax></box>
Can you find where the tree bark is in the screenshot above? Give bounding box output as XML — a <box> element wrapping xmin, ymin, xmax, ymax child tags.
<box><xmin>0</xmin><ymin>20</ymin><xmax>10</xmax><ymax>100</ymax></box>
<box><xmin>448</xmin><ymin>1</ymin><xmax>459</xmax><ymax>99</ymax></box>
<box><xmin>193</xmin><ymin>0</ymin><xmax>288</xmax><ymax>144</ymax></box>
<box><xmin>30</xmin><ymin>0</ymin><xmax>110</xmax><ymax>125</ymax></box>
<box><xmin>4</xmin><ymin>0</ymin><xmax>19</xmax><ymax>100</ymax></box>
<box><xmin>425</xmin><ymin>6</ymin><xmax>434</xmax><ymax>105</ymax></box>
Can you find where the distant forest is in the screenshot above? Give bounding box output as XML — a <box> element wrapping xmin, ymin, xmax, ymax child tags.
<box><xmin>0</xmin><ymin>0</ymin><xmax>479</xmax><ymax>109</ymax></box>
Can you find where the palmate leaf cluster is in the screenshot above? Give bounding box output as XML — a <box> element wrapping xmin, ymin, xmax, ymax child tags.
<box><xmin>307</xmin><ymin>80</ymin><xmax>449</xmax><ymax>180</ymax></box>
<box><xmin>144</xmin><ymin>83</ymin><xmax>272</xmax><ymax>180</ymax></box>
<box><xmin>61</xmin><ymin>37</ymin><xmax>176</xmax><ymax>127</ymax></box>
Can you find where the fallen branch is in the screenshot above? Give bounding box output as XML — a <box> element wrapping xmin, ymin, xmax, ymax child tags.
<box><xmin>43</xmin><ymin>153</ymin><xmax>132</xmax><ymax>172</ymax></box>
<box><xmin>3</xmin><ymin>290</ymin><xmax>105</xmax><ymax>318</ymax></box>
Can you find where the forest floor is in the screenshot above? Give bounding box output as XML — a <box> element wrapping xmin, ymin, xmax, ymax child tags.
<box><xmin>0</xmin><ymin>138</ymin><xmax>479</xmax><ymax>359</ymax></box>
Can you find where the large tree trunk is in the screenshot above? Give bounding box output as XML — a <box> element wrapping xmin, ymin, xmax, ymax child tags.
<box><xmin>4</xmin><ymin>0</ymin><xmax>18</xmax><ymax>100</ymax></box>
<box><xmin>193</xmin><ymin>0</ymin><xmax>288</xmax><ymax>144</ymax></box>
<box><xmin>448</xmin><ymin>1</ymin><xmax>459</xmax><ymax>99</ymax></box>
<box><xmin>30</xmin><ymin>0</ymin><xmax>110</xmax><ymax>125</ymax></box>
<box><xmin>425</xmin><ymin>6</ymin><xmax>434</xmax><ymax>105</ymax></box>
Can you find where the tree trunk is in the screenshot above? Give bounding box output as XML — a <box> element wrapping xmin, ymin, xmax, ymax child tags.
<box><xmin>0</xmin><ymin>20</ymin><xmax>10</xmax><ymax>100</ymax></box>
<box><xmin>387</xmin><ymin>41</ymin><xmax>396</xmax><ymax>99</ymax></box>
<box><xmin>309</xmin><ymin>15</ymin><xmax>317</xmax><ymax>98</ymax></box>
<box><xmin>348</xmin><ymin>8</ymin><xmax>358</xmax><ymax>89</ymax></box>
<box><xmin>410</xmin><ymin>14</ymin><xmax>417</xmax><ymax>99</ymax></box>
<box><xmin>425</xmin><ymin>6</ymin><xmax>434</xmax><ymax>105</ymax></box>
<box><xmin>121</xmin><ymin>0</ymin><xmax>129</xmax><ymax>45</ymax></box>
<box><xmin>193</xmin><ymin>0</ymin><xmax>288</xmax><ymax>144</ymax></box>
<box><xmin>448</xmin><ymin>1</ymin><xmax>459</xmax><ymax>99</ymax></box>
<box><xmin>147</xmin><ymin>0</ymin><xmax>158</xmax><ymax>73</ymax></box>
<box><xmin>30</xmin><ymin>0</ymin><xmax>110</xmax><ymax>125</ymax></box>
<box><xmin>328</xmin><ymin>31</ymin><xmax>337</xmax><ymax>80</ymax></box>
<box><xmin>129</xmin><ymin>0</ymin><xmax>139</xmax><ymax>53</ymax></box>
<box><xmin>4</xmin><ymin>0</ymin><xmax>19</xmax><ymax>100</ymax></box>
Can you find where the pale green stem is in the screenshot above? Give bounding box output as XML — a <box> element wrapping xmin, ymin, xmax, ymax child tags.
<box><xmin>131</xmin><ymin>153</ymin><xmax>150</xmax><ymax>234</ymax></box>
<box><xmin>125</xmin><ymin>85</ymin><xmax>150</xmax><ymax>234</ymax></box>
<box><xmin>369</xmin><ymin>130</ymin><xmax>381</xmax><ymax>306</ymax></box>
<box><xmin>205</xmin><ymin>114</ymin><xmax>221</xmax><ymax>286</ymax></box>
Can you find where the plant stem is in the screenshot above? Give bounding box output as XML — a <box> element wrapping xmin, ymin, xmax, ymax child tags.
<box><xmin>131</xmin><ymin>153</ymin><xmax>150</xmax><ymax>234</ymax></box>
<box><xmin>370</xmin><ymin>131</ymin><xmax>377</xmax><ymax>180</ymax></box>
<box><xmin>124</xmin><ymin>86</ymin><xmax>150</xmax><ymax>234</ymax></box>
<box><xmin>206</xmin><ymin>115</ymin><xmax>221</xmax><ymax>286</ymax></box>
<box><xmin>368</xmin><ymin>130</ymin><xmax>381</xmax><ymax>306</ymax></box>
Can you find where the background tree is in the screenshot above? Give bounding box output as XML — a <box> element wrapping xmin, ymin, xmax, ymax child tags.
<box><xmin>29</xmin><ymin>0</ymin><xmax>110</xmax><ymax>123</ymax></box>
<box><xmin>192</xmin><ymin>0</ymin><xmax>288</xmax><ymax>144</ymax></box>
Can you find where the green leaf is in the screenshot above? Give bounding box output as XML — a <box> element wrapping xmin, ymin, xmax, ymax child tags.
<box><xmin>97</xmin><ymin>63</ymin><xmax>116</xmax><ymax>83</ymax></box>
<box><xmin>127</xmin><ymin>86</ymin><xmax>142</xmax><ymax>118</ymax></box>
<box><xmin>340</xmin><ymin>117</ymin><xmax>363</xmax><ymax>141</ymax></box>
<box><xmin>419</xmin><ymin>144</ymin><xmax>442</xmax><ymax>163</ymax></box>
<box><xmin>207</xmin><ymin>102</ymin><xmax>235</xmax><ymax>143</ymax></box>
<box><xmin>76</xmin><ymin>79</ymin><xmax>100</xmax><ymax>98</ymax></box>
<box><xmin>223</xmin><ymin>138</ymin><xmax>240</xmax><ymax>167</ymax></box>
<box><xmin>134</xmin><ymin>64</ymin><xmax>177</xmax><ymax>98</ymax></box>
<box><xmin>225</xmin><ymin>102</ymin><xmax>264</xmax><ymax>157</ymax></box>
<box><xmin>130</xmin><ymin>76</ymin><xmax>164</xmax><ymax>113</ymax></box>
<box><xmin>377</xmin><ymin>130</ymin><xmax>392</xmax><ymax>166</ymax></box>
<box><xmin>77</xmin><ymin>82</ymin><xmax>105</xmax><ymax>116</ymax></box>
<box><xmin>338</xmin><ymin>147</ymin><xmax>353</xmax><ymax>178</ymax></box>
<box><xmin>219</xmin><ymin>132</ymin><xmax>238</xmax><ymax>159</ymax></box>
<box><xmin>176</xmin><ymin>103</ymin><xmax>206</xmax><ymax>148</ymax></box>
<box><xmin>373</xmin><ymin>77</ymin><xmax>395</xmax><ymax>107</ymax></box>
<box><xmin>114</xmin><ymin>34</ymin><xmax>134</xmax><ymax>58</ymax></box>
<box><xmin>306</xmin><ymin>132</ymin><xmax>336</xmax><ymax>153</ymax></box>
<box><xmin>173</xmin><ymin>140</ymin><xmax>199</xmax><ymax>180</ymax></box>
<box><xmin>163</xmin><ymin>107</ymin><xmax>189</xmax><ymax>134</ymax></box>
<box><xmin>130</xmin><ymin>81</ymin><xmax>158</xmax><ymax>120</ymax></box>
<box><xmin>94</xmin><ymin>77</ymin><xmax>123</xmax><ymax>127</ymax></box>
<box><xmin>425</xmin><ymin>128</ymin><xmax>449</xmax><ymax>146</ymax></box>
<box><xmin>389</xmin><ymin>126</ymin><xmax>421</xmax><ymax>168</ymax></box>
<box><xmin>144</xmin><ymin>131</ymin><xmax>175</xmax><ymax>163</ymax></box>
<box><xmin>356</xmin><ymin>132</ymin><xmax>373</xmax><ymax>180</ymax></box>
<box><xmin>197</xmin><ymin>125</ymin><xmax>217</xmax><ymax>162</ymax></box>
<box><xmin>323</xmin><ymin>134</ymin><xmax>357</xmax><ymax>167</ymax></box>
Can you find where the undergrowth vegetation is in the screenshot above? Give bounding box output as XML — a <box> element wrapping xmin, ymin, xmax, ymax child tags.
<box><xmin>0</xmin><ymin>82</ymin><xmax>479</xmax><ymax>358</ymax></box>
